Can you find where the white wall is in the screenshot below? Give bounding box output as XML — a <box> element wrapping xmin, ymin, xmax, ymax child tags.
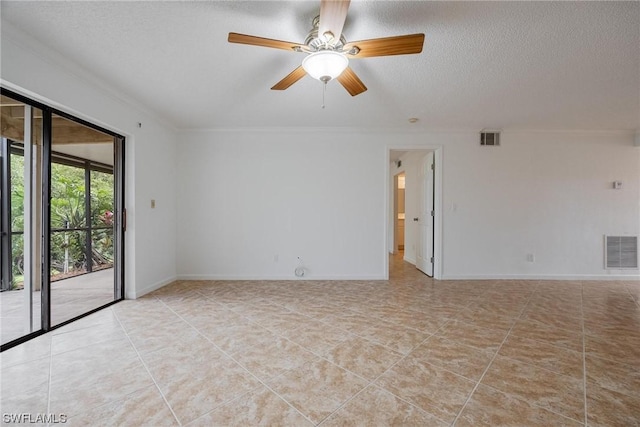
<box><xmin>178</xmin><ymin>129</ymin><xmax>640</xmax><ymax>280</ymax></box>
<box><xmin>177</xmin><ymin>130</ymin><xmax>385</xmax><ymax>279</ymax></box>
<box><xmin>443</xmin><ymin>131</ymin><xmax>640</xmax><ymax>279</ymax></box>
<box><xmin>1</xmin><ymin>26</ymin><xmax>178</xmax><ymax>297</ymax></box>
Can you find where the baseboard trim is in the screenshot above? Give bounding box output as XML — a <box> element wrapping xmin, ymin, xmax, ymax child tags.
<box><xmin>127</xmin><ymin>275</ymin><xmax>177</xmax><ymax>299</ymax></box>
<box><xmin>176</xmin><ymin>274</ymin><xmax>386</xmax><ymax>281</ymax></box>
<box><xmin>440</xmin><ymin>274</ymin><xmax>640</xmax><ymax>281</ymax></box>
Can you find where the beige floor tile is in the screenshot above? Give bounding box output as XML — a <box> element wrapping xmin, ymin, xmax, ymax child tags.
<box><xmin>409</xmin><ymin>335</ymin><xmax>494</xmax><ymax>381</ymax></box>
<box><xmin>283</xmin><ymin>319</ymin><xmax>352</xmax><ymax>355</ymax></box>
<box><xmin>65</xmin><ymin>385</ymin><xmax>177</xmax><ymax>427</ymax></box>
<box><xmin>416</xmin><ymin>303</ymin><xmax>465</xmax><ymax>318</ymax></box>
<box><xmin>232</xmin><ymin>337</ymin><xmax>317</xmax><ymax>381</ymax></box>
<box><xmin>142</xmin><ymin>336</ymin><xmax>228</xmax><ymax>384</ymax></box>
<box><xmin>188</xmin><ymin>386</ymin><xmax>313</xmax><ymax>426</ymax></box>
<box><xmin>583</xmin><ymin>317</ymin><xmax>640</xmax><ymax>341</ymax></box>
<box><xmin>0</xmin><ymin>357</ymin><xmax>50</xmax><ymax>416</ymax></box>
<box><xmin>525</xmin><ymin>297</ymin><xmax>583</xmax><ymax>318</ymax></box>
<box><xmin>380</xmin><ymin>309</ymin><xmax>449</xmax><ymax>333</ymax></box>
<box><xmin>585</xmin><ymin>333</ymin><xmax>640</xmax><ymax>368</ymax></box>
<box><xmin>51</xmin><ymin>321</ymin><xmax>128</xmax><ymax>355</ymax></box>
<box><xmin>322</xmin><ymin>311</ymin><xmax>378</xmax><ymax>336</ymax></box>
<box><xmin>127</xmin><ymin>321</ymin><xmax>203</xmax><ymax>355</ymax></box>
<box><xmin>498</xmin><ymin>335</ymin><xmax>583</xmax><ymax>379</ymax></box>
<box><xmin>113</xmin><ymin>299</ymin><xmax>180</xmax><ymax>332</ymax></box>
<box><xmin>626</xmin><ymin>284</ymin><xmax>640</xmax><ymax>302</ymax></box>
<box><xmin>520</xmin><ymin>309</ymin><xmax>583</xmax><ymax>332</ymax></box>
<box><xmin>265</xmin><ymin>358</ymin><xmax>368</xmax><ymax>424</ymax></box>
<box><xmin>585</xmin><ymin>354</ymin><xmax>640</xmax><ymax>398</ymax></box>
<box><xmin>0</xmin><ymin>356</ymin><xmax>50</xmax><ymax>393</ymax></box>
<box><xmin>252</xmin><ymin>311</ymin><xmax>315</xmax><ymax>335</ymax></box>
<box><xmin>454</xmin><ymin>306</ymin><xmax>516</xmax><ymax>331</ymax></box>
<box><xmin>199</xmin><ymin>318</ymin><xmax>273</xmax><ymax>354</ymax></box>
<box><xmin>178</xmin><ymin>307</ymin><xmax>245</xmax><ymax>330</ymax></box>
<box><xmin>509</xmin><ymin>319</ymin><xmax>583</xmax><ymax>352</ymax></box>
<box><xmin>375</xmin><ymin>356</ymin><xmax>475</xmax><ymax>423</ymax></box>
<box><xmin>456</xmin><ymin>384</ymin><xmax>583</xmax><ymax>427</ymax></box>
<box><xmin>326</xmin><ymin>336</ymin><xmax>403</xmax><ymax>380</ymax></box>
<box><xmin>49</xmin><ymin>357</ymin><xmax>155</xmax><ymax>417</ymax></box>
<box><xmin>470</xmin><ymin>300</ymin><xmax>526</xmax><ymax>319</ymax></box>
<box><xmin>481</xmin><ymin>355</ymin><xmax>584</xmax><ymax>422</ymax></box>
<box><xmin>436</xmin><ymin>319</ymin><xmax>508</xmax><ymax>352</ymax></box>
<box><xmin>586</xmin><ymin>383</ymin><xmax>640</xmax><ymax>427</ymax></box>
<box><xmin>49</xmin><ymin>336</ymin><xmax>139</xmax><ymax>385</ymax></box>
<box><xmin>159</xmin><ymin>358</ymin><xmax>261</xmax><ymax>425</ymax></box>
<box><xmin>0</xmin><ymin>334</ymin><xmax>51</xmax><ymax>368</ymax></box>
<box><xmin>360</xmin><ymin>320</ymin><xmax>430</xmax><ymax>355</ymax></box>
<box><xmin>321</xmin><ymin>385</ymin><xmax>448</xmax><ymax>427</ymax></box>
<box><xmin>288</xmin><ymin>303</ymin><xmax>345</xmax><ymax>320</ymax></box>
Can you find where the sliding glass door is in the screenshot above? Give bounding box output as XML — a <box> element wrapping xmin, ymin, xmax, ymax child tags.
<box><xmin>1</xmin><ymin>89</ymin><xmax>125</xmax><ymax>348</ymax></box>
<box><xmin>49</xmin><ymin>114</ymin><xmax>121</xmax><ymax>326</ymax></box>
<box><xmin>0</xmin><ymin>99</ymin><xmax>43</xmax><ymax>344</ymax></box>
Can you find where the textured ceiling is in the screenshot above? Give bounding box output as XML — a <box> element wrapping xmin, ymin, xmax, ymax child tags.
<box><xmin>1</xmin><ymin>1</ymin><xmax>639</xmax><ymax>131</ymax></box>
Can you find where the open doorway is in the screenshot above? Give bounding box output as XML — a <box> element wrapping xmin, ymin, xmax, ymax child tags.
<box><xmin>387</xmin><ymin>148</ymin><xmax>442</xmax><ymax>279</ymax></box>
<box><xmin>393</xmin><ymin>172</ymin><xmax>406</xmax><ymax>254</ymax></box>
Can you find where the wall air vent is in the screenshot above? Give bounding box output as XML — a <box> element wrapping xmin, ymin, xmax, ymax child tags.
<box><xmin>605</xmin><ymin>236</ymin><xmax>638</xmax><ymax>269</ymax></box>
<box><xmin>480</xmin><ymin>131</ymin><xmax>500</xmax><ymax>146</ymax></box>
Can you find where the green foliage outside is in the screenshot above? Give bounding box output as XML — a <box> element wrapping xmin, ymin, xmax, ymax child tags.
<box><xmin>9</xmin><ymin>153</ymin><xmax>114</xmax><ymax>289</ymax></box>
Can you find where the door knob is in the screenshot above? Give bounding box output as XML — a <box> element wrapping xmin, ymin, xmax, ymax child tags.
<box><xmin>413</xmin><ymin>217</ymin><xmax>419</xmax><ymax>222</ymax></box>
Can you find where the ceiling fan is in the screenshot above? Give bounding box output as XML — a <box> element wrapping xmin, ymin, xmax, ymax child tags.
<box><xmin>228</xmin><ymin>0</ymin><xmax>425</xmax><ymax>97</ymax></box>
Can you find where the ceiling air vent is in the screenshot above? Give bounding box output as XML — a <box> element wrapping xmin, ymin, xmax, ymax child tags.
<box><xmin>605</xmin><ymin>236</ymin><xmax>638</xmax><ymax>269</ymax></box>
<box><xmin>480</xmin><ymin>131</ymin><xmax>500</xmax><ymax>146</ymax></box>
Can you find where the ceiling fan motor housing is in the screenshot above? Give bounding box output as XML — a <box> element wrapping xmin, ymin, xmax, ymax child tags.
<box><xmin>305</xmin><ymin>15</ymin><xmax>347</xmax><ymax>51</ymax></box>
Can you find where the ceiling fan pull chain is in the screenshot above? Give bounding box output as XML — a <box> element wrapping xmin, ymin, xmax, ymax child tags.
<box><xmin>322</xmin><ymin>81</ymin><xmax>326</xmax><ymax>109</ymax></box>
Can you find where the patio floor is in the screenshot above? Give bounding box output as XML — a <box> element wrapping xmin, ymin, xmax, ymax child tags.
<box><xmin>1</xmin><ymin>269</ymin><xmax>115</xmax><ymax>345</ymax></box>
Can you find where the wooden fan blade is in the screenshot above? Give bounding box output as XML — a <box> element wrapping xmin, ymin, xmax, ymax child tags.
<box><xmin>337</xmin><ymin>67</ymin><xmax>367</xmax><ymax>96</ymax></box>
<box><xmin>344</xmin><ymin>33</ymin><xmax>425</xmax><ymax>58</ymax></box>
<box><xmin>228</xmin><ymin>32</ymin><xmax>303</xmax><ymax>52</ymax></box>
<box><xmin>271</xmin><ymin>66</ymin><xmax>307</xmax><ymax>90</ymax></box>
<box><xmin>319</xmin><ymin>0</ymin><xmax>350</xmax><ymax>43</ymax></box>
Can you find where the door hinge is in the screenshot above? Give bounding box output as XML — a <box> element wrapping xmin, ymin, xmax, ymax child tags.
<box><xmin>430</xmin><ymin>257</ymin><xmax>434</xmax><ymax>263</ymax></box>
<box><xmin>122</xmin><ymin>208</ymin><xmax>127</xmax><ymax>232</ymax></box>
<box><xmin>430</xmin><ymin>210</ymin><xmax>434</xmax><ymax>217</ymax></box>
<box><xmin>431</xmin><ymin>163</ymin><xmax>435</xmax><ymax>171</ymax></box>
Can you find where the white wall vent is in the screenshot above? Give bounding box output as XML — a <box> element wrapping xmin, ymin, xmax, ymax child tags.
<box><xmin>605</xmin><ymin>236</ymin><xmax>638</xmax><ymax>269</ymax></box>
<box><xmin>480</xmin><ymin>131</ymin><xmax>500</xmax><ymax>146</ymax></box>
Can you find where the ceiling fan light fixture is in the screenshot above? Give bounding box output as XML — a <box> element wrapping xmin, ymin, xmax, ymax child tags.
<box><xmin>302</xmin><ymin>51</ymin><xmax>348</xmax><ymax>82</ymax></box>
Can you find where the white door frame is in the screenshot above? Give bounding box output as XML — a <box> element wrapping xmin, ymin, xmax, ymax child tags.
<box><xmin>384</xmin><ymin>145</ymin><xmax>443</xmax><ymax>280</ymax></box>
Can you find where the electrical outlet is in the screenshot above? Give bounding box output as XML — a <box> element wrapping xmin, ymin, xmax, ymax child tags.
<box><xmin>151</xmin><ymin>199</ymin><xmax>156</xmax><ymax>209</ymax></box>
<box><xmin>273</xmin><ymin>254</ymin><xmax>279</xmax><ymax>262</ymax></box>
<box><xmin>526</xmin><ymin>253</ymin><xmax>535</xmax><ymax>262</ymax></box>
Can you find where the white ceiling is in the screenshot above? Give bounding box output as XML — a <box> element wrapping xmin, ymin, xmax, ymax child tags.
<box><xmin>1</xmin><ymin>1</ymin><xmax>638</xmax><ymax>131</ymax></box>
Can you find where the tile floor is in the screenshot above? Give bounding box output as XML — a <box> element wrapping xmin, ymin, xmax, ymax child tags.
<box><xmin>1</xmin><ymin>254</ymin><xmax>639</xmax><ymax>426</ymax></box>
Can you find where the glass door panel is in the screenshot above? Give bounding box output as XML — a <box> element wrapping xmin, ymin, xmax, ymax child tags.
<box><xmin>90</xmin><ymin>169</ymin><xmax>114</xmax><ymax>272</ymax></box>
<box><xmin>1</xmin><ymin>95</ymin><xmax>43</xmax><ymax>345</ymax></box>
<box><xmin>50</xmin><ymin>114</ymin><xmax>118</xmax><ymax>326</ymax></box>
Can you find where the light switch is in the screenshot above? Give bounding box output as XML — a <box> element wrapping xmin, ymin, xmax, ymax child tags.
<box><xmin>151</xmin><ymin>199</ymin><xmax>156</xmax><ymax>208</ymax></box>
<box><xmin>613</xmin><ymin>181</ymin><xmax>623</xmax><ymax>189</ymax></box>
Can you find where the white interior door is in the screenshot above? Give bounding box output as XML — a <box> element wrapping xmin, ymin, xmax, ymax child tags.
<box><xmin>416</xmin><ymin>152</ymin><xmax>434</xmax><ymax>276</ymax></box>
